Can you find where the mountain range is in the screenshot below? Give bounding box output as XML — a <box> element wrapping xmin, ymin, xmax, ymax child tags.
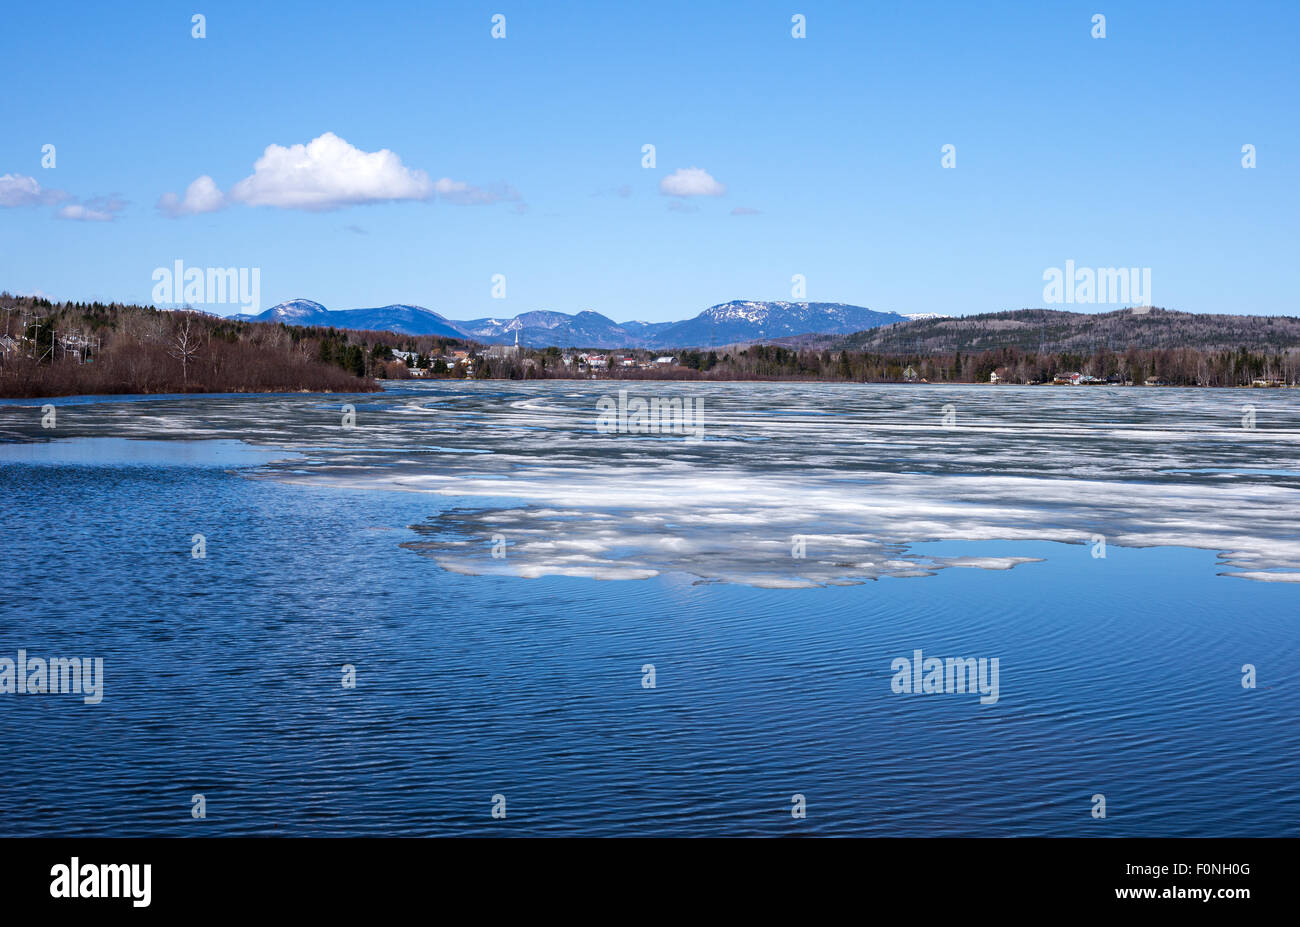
<box><xmin>231</xmin><ymin>299</ymin><xmax>906</xmax><ymax>349</ymax></box>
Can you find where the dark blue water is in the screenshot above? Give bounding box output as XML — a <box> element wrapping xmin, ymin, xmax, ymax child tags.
<box><xmin>2</xmin><ymin>440</ymin><xmax>1297</xmax><ymax>835</ymax></box>
<box><xmin>3</xmin><ymin>382</ymin><xmax>1299</xmax><ymax>836</ymax></box>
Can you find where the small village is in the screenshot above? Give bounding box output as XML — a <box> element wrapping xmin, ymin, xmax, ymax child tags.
<box><xmin>386</xmin><ymin>336</ymin><xmax>681</xmax><ymax>379</ymax></box>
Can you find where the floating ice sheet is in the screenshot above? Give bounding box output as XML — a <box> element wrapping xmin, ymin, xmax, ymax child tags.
<box><xmin>3</xmin><ymin>382</ymin><xmax>1298</xmax><ymax>586</ymax></box>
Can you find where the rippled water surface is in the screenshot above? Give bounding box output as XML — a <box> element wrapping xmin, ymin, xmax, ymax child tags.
<box><xmin>1</xmin><ymin>382</ymin><xmax>1297</xmax><ymax>835</ymax></box>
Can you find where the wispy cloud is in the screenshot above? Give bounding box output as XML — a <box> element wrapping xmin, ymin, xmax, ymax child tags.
<box><xmin>56</xmin><ymin>195</ymin><xmax>127</xmax><ymax>222</ymax></box>
<box><xmin>0</xmin><ymin>173</ymin><xmax>69</xmax><ymax>208</ymax></box>
<box><xmin>433</xmin><ymin>177</ymin><xmax>521</xmax><ymax>206</ymax></box>
<box><xmin>3</xmin><ymin>175</ymin><xmax>123</xmax><ymax>221</ymax></box>
<box><xmin>730</xmin><ymin>206</ymin><xmax>760</xmax><ymax>216</ymax></box>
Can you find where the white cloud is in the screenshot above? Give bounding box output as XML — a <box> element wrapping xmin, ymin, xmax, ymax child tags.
<box><xmin>731</xmin><ymin>206</ymin><xmax>760</xmax><ymax>216</ymax></box>
<box><xmin>157</xmin><ymin>175</ymin><xmax>225</xmax><ymax>217</ymax></box>
<box><xmin>158</xmin><ymin>132</ymin><xmax>517</xmax><ymax>215</ymax></box>
<box><xmin>0</xmin><ymin>173</ymin><xmax>68</xmax><ymax>207</ymax></box>
<box><xmin>659</xmin><ymin>167</ymin><xmax>726</xmax><ymax>197</ymax></box>
<box><xmin>57</xmin><ymin>204</ymin><xmax>108</xmax><ymax>222</ymax></box>
<box><xmin>227</xmin><ymin>132</ymin><xmax>433</xmax><ymax>210</ymax></box>
<box><xmin>56</xmin><ymin>195</ymin><xmax>126</xmax><ymax>222</ymax></box>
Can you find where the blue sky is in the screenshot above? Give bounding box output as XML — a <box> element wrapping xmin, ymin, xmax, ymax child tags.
<box><xmin>1</xmin><ymin>0</ymin><xmax>1296</xmax><ymax>321</ymax></box>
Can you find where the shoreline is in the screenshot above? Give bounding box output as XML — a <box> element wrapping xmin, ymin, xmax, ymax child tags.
<box><xmin>4</xmin><ymin>378</ymin><xmax>1296</xmax><ymax>401</ymax></box>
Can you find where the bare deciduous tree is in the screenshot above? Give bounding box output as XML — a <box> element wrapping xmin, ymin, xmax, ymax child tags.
<box><xmin>168</xmin><ymin>316</ymin><xmax>201</xmax><ymax>387</ymax></box>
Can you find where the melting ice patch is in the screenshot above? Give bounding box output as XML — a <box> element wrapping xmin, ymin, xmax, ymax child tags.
<box><xmin>389</xmin><ymin>467</ymin><xmax>1296</xmax><ymax>585</ymax></box>
<box><xmin>4</xmin><ymin>381</ymin><xmax>1299</xmax><ymax>587</ymax></box>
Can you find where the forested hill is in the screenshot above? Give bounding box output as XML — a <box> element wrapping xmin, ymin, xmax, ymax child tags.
<box><xmin>0</xmin><ymin>294</ymin><xmax>392</xmax><ymax>398</ymax></box>
<box><xmin>824</xmin><ymin>308</ymin><xmax>1300</xmax><ymax>355</ymax></box>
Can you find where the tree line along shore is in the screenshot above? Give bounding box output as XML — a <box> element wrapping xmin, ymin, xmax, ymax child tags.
<box><xmin>2</xmin><ymin>294</ymin><xmax>1296</xmax><ymax>399</ymax></box>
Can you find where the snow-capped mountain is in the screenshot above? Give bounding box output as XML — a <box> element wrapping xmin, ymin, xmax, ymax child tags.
<box><xmin>453</xmin><ymin>310</ymin><xmax>655</xmax><ymax>347</ymax></box>
<box><xmin>239</xmin><ymin>299</ymin><xmax>904</xmax><ymax>349</ymax></box>
<box><xmin>648</xmin><ymin>301</ymin><xmax>906</xmax><ymax>348</ymax></box>
<box><xmin>235</xmin><ymin>298</ymin><xmax>330</xmax><ymax>325</ymax></box>
<box><xmin>234</xmin><ymin>301</ymin><xmax>463</xmax><ymax>338</ymax></box>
